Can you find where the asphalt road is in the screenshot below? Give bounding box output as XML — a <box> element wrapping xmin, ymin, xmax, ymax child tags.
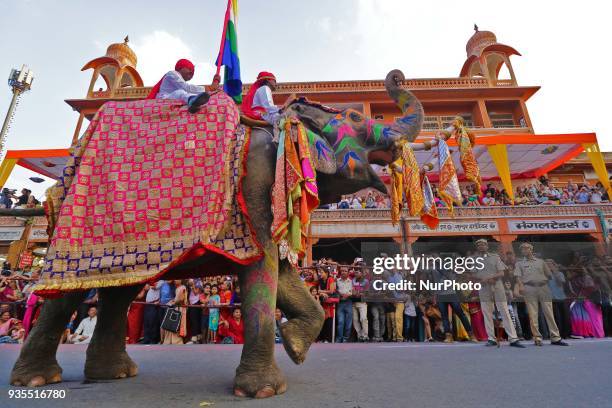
<box><xmin>1</xmin><ymin>339</ymin><xmax>611</xmax><ymax>408</ymax></box>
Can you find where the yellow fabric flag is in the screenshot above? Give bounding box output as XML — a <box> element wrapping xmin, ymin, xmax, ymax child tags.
<box><xmin>0</xmin><ymin>158</ymin><xmax>18</xmax><ymax>188</ymax></box>
<box><xmin>487</xmin><ymin>144</ymin><xmax>514</xmax><ymax>201</ymax></box>
<box><xmin>583</xmin><ymin>143</ymin><xmax>611</xmax><ymax>197</ymax></box>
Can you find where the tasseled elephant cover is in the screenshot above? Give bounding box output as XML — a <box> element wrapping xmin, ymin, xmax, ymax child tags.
<box><xmin>33</xmin><ymin>92</ymin><xmax>262</xmax><ymax>295</ymax></box>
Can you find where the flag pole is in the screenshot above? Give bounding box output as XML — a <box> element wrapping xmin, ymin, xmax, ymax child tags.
<box><xmin>215</xmin><ymin>0</ymin><xmax>232</xmax><ymax>76</ymax></box>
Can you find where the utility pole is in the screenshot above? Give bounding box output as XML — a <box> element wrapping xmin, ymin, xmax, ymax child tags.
<box><xmin>0</xmin><ymin>65</ymin><xmax>34</xmax><ymax>157</ymax></box>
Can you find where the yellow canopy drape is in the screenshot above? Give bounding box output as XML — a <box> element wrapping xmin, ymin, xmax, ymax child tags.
<box><xmin>487</xmin><ymin>144</ymin><xmax>514</xmax><ymax>200</ymax></box>
<box><xmin>0</xmin><ymin>158</ymin><xmax>18</xmax><ymax>189</ymax></box>
<box><xmin>583</xmin><ymin>142</ymin><xmax>611</xmax><ymax>196</ymax></box>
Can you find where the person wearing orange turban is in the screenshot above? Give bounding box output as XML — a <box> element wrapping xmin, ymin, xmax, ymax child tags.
<box><xmin>242</xmin><ymin>71</ymin><xmax>280</xmax><ymax>123</ymax></box>
<box><xmin>147</xmin><ymin>59</ymin><xmax>211</xmax><ymax>113</ymax></box>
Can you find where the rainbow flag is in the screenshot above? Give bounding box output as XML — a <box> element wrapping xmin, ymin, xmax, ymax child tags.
<box><xmin>216</xmin><ymin>0</ymin><xmax>242</xmax><ymax>103</ymax></box>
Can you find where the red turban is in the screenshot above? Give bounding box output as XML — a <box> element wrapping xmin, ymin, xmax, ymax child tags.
<box><xmin>256</xmin><ymin>71</ymin><xmax>276</xmax><ymax>82</ymax></box>
<box><xmin>175</xmin><ymin>58</ymin><xmax>195</xmax><ymax>72</ymax></box>
<box><xmin>242</xmin><ymin>71</ymin><xmax>277</xmax><ymax>120</ymax></box>
<box><xmin>146</xmin><ymin>59</ymin><xmax>196</xmax><ymax>99</ymax></box>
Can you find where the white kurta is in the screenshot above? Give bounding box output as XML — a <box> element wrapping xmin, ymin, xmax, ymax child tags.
<box><xmin>72</xmin><ymin>316</ymin><xmax>97</xmax><ymax>344</ymax></box>
<box><xmin>157</xmin><ymin>71</ymin><xmax>205</xmax><ymax>103</ymax></box>
<box><xmin>252</xmin><ymin>85</ymin><xmax>280</xmax><ymax>124</ymax></box>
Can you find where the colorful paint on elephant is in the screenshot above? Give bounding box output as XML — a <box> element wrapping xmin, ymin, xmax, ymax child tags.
<box><xmin>241</xmin><ymin>249</ymin><xmax>277</xmax><ymax>337</ymax></box>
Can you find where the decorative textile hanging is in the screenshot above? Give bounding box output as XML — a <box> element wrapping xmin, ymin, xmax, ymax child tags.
<box><xmin>271</xmin><ymin>118</ymin><xmax>320</xmax><ymax>266</ymax></box>
<box><xmin>420</xmin><ymin>175</ymin><xmax>439</xmax><ymax>229</ymax></box>
<box><xmin>438</xmin><ymin>138</ymin><xmax>462</xmax><ymax>214</ymax></box>
<box><xmin>453</xmin><ymin>117</ymin><xmax>481</xmax><ymax>196</ymax></box>
<box><xmin>390</xmin><ymin>141</ymin><xmax>423</xmax><ymax>224</ymax></box>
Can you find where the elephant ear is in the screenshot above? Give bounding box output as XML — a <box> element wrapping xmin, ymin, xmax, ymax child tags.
<box><xmin>306</xmin><ymin>128</ymin><xmax>337</xmax><ymax>174</ymax></box>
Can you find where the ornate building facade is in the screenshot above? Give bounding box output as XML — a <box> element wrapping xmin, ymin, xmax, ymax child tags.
<box><xmin>1</xmin><ymin>28</ymin><xmax>610</xmax><ymax>267</ymax></box>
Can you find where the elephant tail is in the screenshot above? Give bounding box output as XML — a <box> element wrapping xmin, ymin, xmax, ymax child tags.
<box><xmin>383</xmin><ymin>69</ymin><xmax>424</xmax><ymax>142</ymax></box>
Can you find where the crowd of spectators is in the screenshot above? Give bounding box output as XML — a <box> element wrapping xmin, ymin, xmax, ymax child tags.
<box><xmin>299</xmin><ymin>250</ymin><xmax>611</xmax><ymax>344</ymax></box>
<box><xmin>0</xmin><ymin>270</ymin><xmax>248</xmax><ymax>345</ymax></box>
<box><xmin>1</xmin><ymin>245</ymin><xmax>611</xmax><ymax>346</ymax></box>
<box><xmin>321</xmin><ymin>178</ymin><xmax>610</xmax><ymax>210</ymax></box>
<box><xmin>321</xmin><ymin>190</ymin><xmax>390</xmax><ymax>210</ymax></box>
<box><xmin>0</xmin><ymin>187</ymin><xmax>41</xmax><ymax>209</ymax></box>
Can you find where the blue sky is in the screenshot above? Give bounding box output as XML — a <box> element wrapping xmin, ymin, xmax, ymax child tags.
<box><xmin>1</xmin><ymin>0</ymin><xmax>611</xmax><ymax>198</ymax></box>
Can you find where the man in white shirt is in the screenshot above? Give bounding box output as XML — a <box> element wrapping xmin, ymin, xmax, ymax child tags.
<box><xmin>242</xmin><ymin>71</ymin><xmax>281</xmax><ymax>124</ymax></box>
<box><xmin>70</xmin><ymin>306</ymin><xmax>97</xmax><ymax>344</ymax></box>
<box><xmin>147</xmin><ymin>59</ymin><xmax>213</xmax><ymax>113</ymax></box>
<box><xmin>482</xmin><ymin>192</ymin><xmax>496</xmax><ymax>206</ymax></box>
<box><xmin>336</xmin><ymin>267</ymin><xmax>354</xmax><ymax>343</ymax></box>
<box><xmin>590</xmin><ymin>189</ymin><xmax>602</xmax><ymax>203</ymax></box>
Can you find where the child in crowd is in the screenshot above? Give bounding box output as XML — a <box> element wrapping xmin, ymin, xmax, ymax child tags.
<box><xmin>309</xmin><ymin>286</ymin><xmax>320</xmax><ymax>302</ymax></box>
<box><xmin>208</xmin><ymin>285</ymin><xmax>221</xmax><ymax>344</ymax></box>
<box><xmin>199</xmin><ymin>283</ymin><xmax>211</xmax><ymax>343</ymax></box>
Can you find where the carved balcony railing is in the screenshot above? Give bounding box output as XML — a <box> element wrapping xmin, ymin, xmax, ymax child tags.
<box><xmin>311</xmin><ymin>204</ymin><xmax>612</xmax><ymax>221</ymax></box>
<box><xmin>89</xmin><ymin>77</ymin><xmax>515</xmax><ymax>100</ymax></box>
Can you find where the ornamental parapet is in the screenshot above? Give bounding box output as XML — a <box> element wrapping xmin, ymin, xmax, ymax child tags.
<box><xmin>94</xmin><ymin>77</ymin><xmax>509</xmax><ymax>100</ymax></box>
<box><xmin>311</xmin><ymin>204</ymin><xmax>612</xmax><ymax>221</ymax></box>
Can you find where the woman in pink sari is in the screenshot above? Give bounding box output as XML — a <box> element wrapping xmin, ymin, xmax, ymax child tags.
<box><xmin>568</xmin><ymin>269</ymin><xmax>605</xmax><ymax>338</ymax></box>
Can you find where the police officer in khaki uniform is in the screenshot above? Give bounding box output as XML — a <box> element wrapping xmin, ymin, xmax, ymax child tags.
<box><xmin>515</xmin><ymin>243</ymin><xmax>569</xmax><ymax>346</ymax></box>
<box><xmin>472</xmin><ymin>239</ymin><xmax>525</xmax><ymax>347</ymax></box>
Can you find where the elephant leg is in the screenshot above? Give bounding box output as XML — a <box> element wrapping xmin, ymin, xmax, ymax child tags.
<box><xmin>10</xmin><ymin>291</ymin><xmax>87</xmax><ymax>386</ymax></box>
<box><xmin>84</xmin><ymin>284</ymin><xmax>143</xmax><ymax>380</ymax></box>
<box><xmin>277</xmin><ymin>260</ymin><xmax>325</xmax><ymax>364</ymax></box>
<box><xmin>233</xmin><ymin>126</ymin><xmax>285</xmax><ymax>398</ymax></box>
<box><xmin>234</xmin><ymin>245</ymin><xmax>286</xmax><ymax>398</ymax></box>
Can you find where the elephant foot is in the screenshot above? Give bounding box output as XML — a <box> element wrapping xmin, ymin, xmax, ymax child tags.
<box><xmin>10</xmin><ymin>359</ymin><xmax>63</xmax><ymax>387</ymax></box>
<box><xmin>84</xmin><ymin>351</ymin><xmax>138</xmax><ymax>380</ymax></box>
<box><xmin>233</xmin><ymin>363</ymin><xmax>287</xmax><ymax>399</ymax></box>
<box><xmin>279</xmin><ymin>321</ymin><xmax>317</xmax><ymax>364</ymax></box>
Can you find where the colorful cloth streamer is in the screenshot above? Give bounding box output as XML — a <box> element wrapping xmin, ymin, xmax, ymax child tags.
<box><xmin>420</xmin><ymin>175</ymin><xmax>439</xmax><ymax>229</ymax></box>
<box><xmin>453</xmin><ymin>117</ymin><xmax>481</xmax><ymax>195</ymax></box>
<box><xmin>438</xmin><ymin>138</ymin><xmax>462</xmax><ymax>214</ymax></box>
<box><xmin>390</xmin><ymin>158</ymin><xmax>404</xmax><ymax>226</ymax></box>
<box><xmin>389</xmin><ymin>141</ymin><xmax>423</xmax><ymax>224</ymax></box>
<box><xmin>401</xmin><ymin>142</ymin><xmax>424</xmax><ymax>217</ymax></box>
<box><xmin>271</xmin><ymin>118</ymin><xmax>320</xmax><ymax>265</ymax></box>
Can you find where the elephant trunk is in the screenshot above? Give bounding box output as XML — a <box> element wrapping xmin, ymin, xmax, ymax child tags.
<box><xmin>380</xmin><ymin>69</ymin><xmax>424</xmax><ymax>143</ymax></box>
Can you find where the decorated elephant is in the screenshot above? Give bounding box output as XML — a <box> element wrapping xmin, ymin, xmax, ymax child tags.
<box><xmin>9</xmin><ymin>69</ymin><xmax>429</xmax><ymax>398</ymax></box>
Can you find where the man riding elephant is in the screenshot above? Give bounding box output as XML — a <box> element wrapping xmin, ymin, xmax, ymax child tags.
<box><xmin>147</xmin><ymin>58</ymin><xmax>213</xmax><ymax>113</ymax></box>
<box><xmin>242</xmin><ymin>71</ymin><xmax>281</xmax><ymax>124</ymax></box>
<box><xmin>9</xmin><ymin>69</ymin><xmax>454</xmax><ymax>398</ymax></box>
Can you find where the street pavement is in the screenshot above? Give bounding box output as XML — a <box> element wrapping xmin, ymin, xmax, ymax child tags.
<box><xmin>1</xmin><ymin>339</ymin><xmax>611</xmax><ymax>408</ymax></box>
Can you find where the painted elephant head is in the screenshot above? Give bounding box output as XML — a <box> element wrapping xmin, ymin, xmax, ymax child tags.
<box><xmin>282</xmin><ymin>69</ymin><xmax>423</xmax><ymax>203</ymax></box>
